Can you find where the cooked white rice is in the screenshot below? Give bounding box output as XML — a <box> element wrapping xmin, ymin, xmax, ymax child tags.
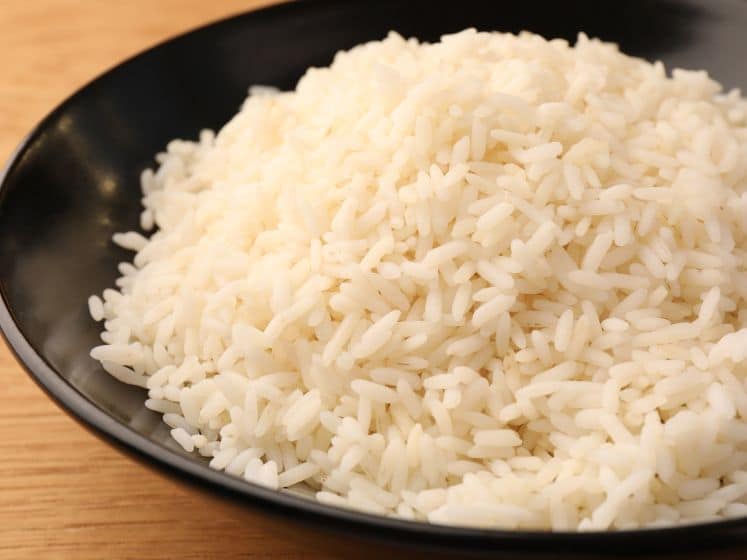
<box><xmin>90</xmin><ymin>29</ymin><xmax>747</xmax><ymax>530</ymax></box>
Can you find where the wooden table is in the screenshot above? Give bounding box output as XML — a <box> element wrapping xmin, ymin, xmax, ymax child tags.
<box><xmin>0</xmin><ymin>2</ymin><xmax>332</xmax><ymax>558</ymax></box>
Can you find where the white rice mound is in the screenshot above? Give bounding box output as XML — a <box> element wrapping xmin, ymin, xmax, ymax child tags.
<box><xmin>89</xmin><ymin>29</ymin><xmax>747</xmax><ymax>530</ymax></box>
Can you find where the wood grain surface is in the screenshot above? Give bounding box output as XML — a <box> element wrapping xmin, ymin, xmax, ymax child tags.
<box><xmin>0</xmin><ymin>2</ymin><xmax>334</xmax><ymax>558</ymax></box>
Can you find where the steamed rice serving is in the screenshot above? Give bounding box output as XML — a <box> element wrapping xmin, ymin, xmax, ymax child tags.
<box><xmin>89</xmin><ymin>29</ymin><xmax>747</xmax><ymax>530</ymax></box>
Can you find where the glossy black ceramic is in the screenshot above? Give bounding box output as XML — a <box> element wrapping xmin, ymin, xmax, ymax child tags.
<box><xmin>2</xmin><ymin>1</ymin><xmax>747</xmax><ymax>558</ymax></box>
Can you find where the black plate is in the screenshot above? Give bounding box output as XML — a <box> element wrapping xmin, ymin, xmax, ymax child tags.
<box><xmin>2</xmin><ymin>1</ymin><xmax>747</xmax><ymax>558</ymax></box>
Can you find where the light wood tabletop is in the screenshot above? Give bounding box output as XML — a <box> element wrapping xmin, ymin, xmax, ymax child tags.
<box><xmin>0</xmin><ymin>1</ymin><xmax>334</xmax><ymax>558</ymax></box>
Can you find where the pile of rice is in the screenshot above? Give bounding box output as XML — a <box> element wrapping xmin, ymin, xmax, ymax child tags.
<box><xmin>89</xmin><ymin>29</ymin><xmax>747</xmax><ymax>530</ymax></box>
